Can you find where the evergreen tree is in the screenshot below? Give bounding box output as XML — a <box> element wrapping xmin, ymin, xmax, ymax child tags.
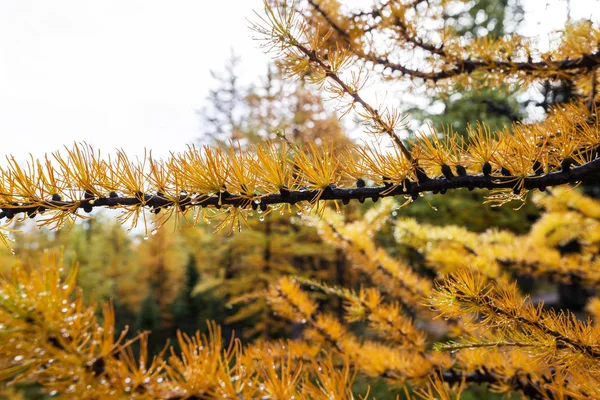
<box><xmin>197</xmin><ymin>51</ymin><xmax>247</xmax><ymax>144</ymax></box>
<box><xmin>134</xmin><ymin>288</ymin><xmax>162</xmax><ymax>355</ymax></box>
<box><xmin>171</xmin><ymin>254</ymin><xmax>221</xmax><ymax>337</ymax></box>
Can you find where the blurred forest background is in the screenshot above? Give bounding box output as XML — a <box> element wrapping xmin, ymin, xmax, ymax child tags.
<box><xmin>0</xmin><ymin>0</ymin><xmax>597</xmax><ymax>398</ymax></box>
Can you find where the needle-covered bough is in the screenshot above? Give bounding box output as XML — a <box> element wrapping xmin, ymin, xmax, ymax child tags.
<box><xmin>0</xmin><ymin>2</ymin><xmax>600</xmax><ymax>250</ymax></box>
<box><xmin>0</xmin><ymin>0</ymin><xmax>599</xmax><ymax>251</ymax></box>
<box><xmin>2</xmin><ymin>1</ymin><xmax>600</xmax><ymax>399</ymax></box>
<box><xmin>0</xmin><ymin>100</ymin><xmax>598</xmax><ymax>249</ymax></box>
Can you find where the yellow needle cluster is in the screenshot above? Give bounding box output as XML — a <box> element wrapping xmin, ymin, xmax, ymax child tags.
<box><xmin>0</xmin><ymin>100</ymin><xmax>598</xmax><ymax>250</ymax></box>
<box><xmin>0</xmin><ymin>250</ymin><xmax>368</xmax><ymax>400</ymax></box>
<box><xmin>394</xmin><ymin>186</ymin><xmax>600</xmax><ymax>287</ymax></box>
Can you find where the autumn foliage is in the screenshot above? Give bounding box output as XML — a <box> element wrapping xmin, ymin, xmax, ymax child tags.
<box><xmin>1</xmin><ymin>0</ymin><xmax>600</xmax><ymax>398</ymax></box>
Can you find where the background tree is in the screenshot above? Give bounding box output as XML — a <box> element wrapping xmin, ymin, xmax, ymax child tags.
<box><xmin>196</xmin><ymin>51</ymin><xmax>247</xmax><ymax>144</ymax></box>
<box><xmin>194</xmin><ymin>58</ymin><xmax>358</xmax><ymax>339</ymax></box>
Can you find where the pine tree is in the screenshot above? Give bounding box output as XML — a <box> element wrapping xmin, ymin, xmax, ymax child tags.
<box><xmin>171</xmin><ymin>255</ymin><xmax>201</xmax><ymax>332</ymax></box>
<box><xmin>197</xmin><ymin>51</ymin><xmax>247</xmax><ymax>144</ymax></box>
<box><xmin>171</xmin><ymin>254</ymin><xmax>221</xmax><ymax>338</ymax></box>
<box><xmin>135</xmin><ymin>289</ymin><xmax>162</xmax><ymax>355</ymax></box>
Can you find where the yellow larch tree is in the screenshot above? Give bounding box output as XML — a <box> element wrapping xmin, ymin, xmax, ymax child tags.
<box><xmin>0</xmin><ymin>0</ymin><xmax>599</xmax><ymax>399</ymax></box>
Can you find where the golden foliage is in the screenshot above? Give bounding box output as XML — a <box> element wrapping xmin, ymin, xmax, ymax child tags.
<box><xmin>431</xmin><ymin>269</ymin><xmax>600</xmax><ymax>398</ymax></box>
<box><xmin>1</xmin><ymin>0</ymin><xmax>600</xmax><ymax>248</ymax></box>
<box><xmin>393</xmin><ymin>186</ymin><xmax>600</xmax><ymax>287</ymax></box>
<box><xmin>294</xmin><ymin>0</ymin><xmax>600</xmax><ymax>97</ymax></box>
<box><xmin>308</xmin><ymin>199</ymin><xmax>433</xmax><ymax>310</ymax></box>
<box><xmin>3</xmin><ymin>190</ymin><xmax>600</xmax><ymax>399</ymax></box>
<box><xmin>0</xmin><ymin>99</ymin><xmax>598</xmax><ymax>249</ymax></box>
<box><xmin>1</xmin><ymin>1</ymin><xmax>600</xmax><ymax>399</ymax></box>
<box><xmin>0</xmin><ymin>250</ymin><xmax>367</xmax><ymax>399</ymax></box>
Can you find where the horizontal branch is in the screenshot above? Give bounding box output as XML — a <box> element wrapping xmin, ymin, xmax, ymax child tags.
<box><xmin>307</xmin><ymin>0</ymin><xmax>600</xmax><ymax>81</ymax></box>
<box><xmin>1</xmin><ymin>157</ymin><xmax>599</xmax><ymax>222</ymax></box>
<box><xmin>379</xmin><ymin>51</ymin><xmax>600</xmax><ymax>81</ymax></box>
<box><xmin>0</xmin><ymin>158</ymin><xmax>600</xmax><ymax>220</ymax></box>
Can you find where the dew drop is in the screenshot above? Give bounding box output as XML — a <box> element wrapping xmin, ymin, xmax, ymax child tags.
<box><xmin>296</xmin><ymin>210</ymin><xmax>303</xmax><ymax>216</ymax></box>
<box><xmin>143</xmin><ymin>236</ymin><xmax>149</xmax><ymax>241</ymax></box>
<box><xmin>49</xmin><ymin>390</ymin><xmax>58</xmax><ymax>396</ymax></box>
<box><xmin>259</xmin><ymin>216</ymin><xmax>265</xmax><ymax>222</ymax></box>
<box><xmin>13</xmin><ymin>355</ymin><xmax>24</xmax><ymax>361</ymax></box>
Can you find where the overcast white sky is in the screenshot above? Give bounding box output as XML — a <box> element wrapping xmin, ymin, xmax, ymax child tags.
<box><xmin>0</xmin><ymin>0</ymin><xmax>270</xmax><ymax>160</ymax></box>
<box><xmin>0</xmin><ymin>0</ymin><xmax>598</xmax><ymax>161</ymax></box>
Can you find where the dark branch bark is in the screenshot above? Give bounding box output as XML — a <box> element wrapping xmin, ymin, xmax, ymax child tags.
<box><xmin>307</xmin><ymin>0</ymin><xmax>600</xmax><ymax>81</ymax></box>
<box><xmin>378</xmin><ymin>51</ymin><xmax>600</xmax><ymax>81</ymax></box>
<box><xmin>1</xmin><ymin>157</ymin><xmax>598</xmax><ymax>223</ymax></box>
